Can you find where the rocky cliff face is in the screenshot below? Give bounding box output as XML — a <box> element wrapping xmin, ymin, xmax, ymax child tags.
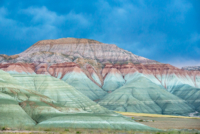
<box><xmin>0</xmin><ymin>37</ymin><xmax>199</xmax><ymax>115</ymax></box>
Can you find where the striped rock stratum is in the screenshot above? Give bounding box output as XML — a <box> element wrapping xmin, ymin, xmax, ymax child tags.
<box><xmin>0</xmin><ymin>38</ymin><xmax>200</xmax><ymax>121</ymax></box>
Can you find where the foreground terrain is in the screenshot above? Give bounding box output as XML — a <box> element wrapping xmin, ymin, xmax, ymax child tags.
<box><xmin>1</xmin><ymin>112</ymin><xmax>200</xmax><ymax>134</ymax></box>
<box><xmin>1</xmin><ymin>110</ymin><xmax>200</xmax><ymax>133</ymax></box>
<box><xmin>119</xmin><ymin>112</ymin><xmax>200</xmax><ymax>130</ymax></box>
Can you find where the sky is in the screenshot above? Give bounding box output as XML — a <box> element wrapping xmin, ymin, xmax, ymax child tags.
<box><xmin>0</xmin><ymin>0</ymin><xmax>199</xmax><ymax>68</ymax></box>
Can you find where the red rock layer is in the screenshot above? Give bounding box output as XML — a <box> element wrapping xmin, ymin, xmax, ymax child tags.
<box><xmin>101</xmin><ymin>63</ymin><xmax>200</xmax><ymax>88</ymax></box>
<box><xmin>47</xmin><ymin>62</ymin><xmax>102</xmax><ymax>87</ymax></box>
<box><xmin>142</xmin><ymin>64</ymin><xmax>200</xmax><ymax>83</ymax></box>
<box><xmin>102</xmin><ymin>63</ymin><xmax>142</xmax><ymax>78</ymax></box>
<box><xmin>48</xmin><ymin>62</ymin><xmax>81</xmax><ymax>78</ymax></box>
<box><xmin>35</xmin><ymin>63</ymin><xmax>50</xmax><ymax>75</ymax></box>
<box><xmin>102</xmin><ymin>63</ymin><xmax>200</xmax><ymax>77</ymax></box>
<box><xmin>102</xmin><ymin>63</ymin><xmax>113</xmax><ymax>78</ymax></box>
<box><xmin>85</xmin><ymin>65</ymin><xmax>103</xmax><ymax>86</ymax></box>
<box><xmin>1</xmin><ymin>62</ymin><xmax>200</xmax><ymax>88</ymax></box>
<box><xmin>0</xmin><ymin>63</ymin><xmax>35</xmax><ymax>74</ymax></box>
<box><xmin>101</xmin><ymin>63</ymin><xmax>124</xmax><ymax>80</ymax></box>
<box><xmin>120</xmin><ymin>63</ymin><xmax>138</xmax><ymax>76</ymax></box>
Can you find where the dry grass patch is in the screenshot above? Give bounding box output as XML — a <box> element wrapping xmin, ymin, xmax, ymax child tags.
<box><xmin>116</xmin><ymin>111</ymin><xmax>200</xmax><ymax>119</ymax></box>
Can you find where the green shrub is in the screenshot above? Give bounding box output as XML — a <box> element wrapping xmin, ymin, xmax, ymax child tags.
<box><xmin>65</xmin><ymin>129</ymin><xmax>69</xmax><ymax>131</ymax></box>
<box><xmin>44</xmin><ymin>129</ymin><xmax>51</xmax><ymax>131</ymax></box>
<box><xmin>1</xmin><ymin>127</ymin><xmax>6</xmax><ymax>131</ymax></box>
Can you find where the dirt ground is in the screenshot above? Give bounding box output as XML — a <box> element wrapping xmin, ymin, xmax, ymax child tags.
<box><xmin>126</xmin><ymin>115</ymin><xmax>200</xmax><ymax>130</ymax></box>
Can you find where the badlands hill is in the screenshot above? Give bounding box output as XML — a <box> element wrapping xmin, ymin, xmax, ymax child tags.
<box><xmin>1</xmin><ymin>38</ymin><xmax>158</xmax><ymax>64</ymax></box>
<box><xmin>0</xmin><ymin>69</ymin><xmax>158</xmax><ymax>130</ymax></box>
<box><xmin>0</xmin><ymin>38</ymin><xmax>200</xmax><ymax>129</ymax></box>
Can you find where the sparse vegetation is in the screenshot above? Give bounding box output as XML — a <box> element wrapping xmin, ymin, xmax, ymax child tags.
<box><xmin>44</xmin><ymin>129</ymin><xmax>51</xmax><ymax>131</ymax></box>
<box><xmin>0</xmin><ymin>124</ymin><xmax>199</xmax><ymax>134</ymax></box>
<box><xmin>1</xmin><ymin>126</ymin><xmax>12</xmax><ymax>131</ymax></box>
<box><xmin>0</xmin><ymin>128</ymin><xmax>199</xmax><ymax>134</ymax></box>
<box><xmin>1</xmin><ymin>127</ymin><xmax>6</xmax><ymax>131</ymax></box>
<box><xmin>138</xmin><ymin>119</ymin><xmax>144</xmax><ymax>122</ymax></box>
<box><xmin>76</xmin><ymin>131</ymin><xmax>81</xmax><ymax>134</ymax></box>
<box><xmin>65</xmin><ymin>128</ymin><xmax>69</xmax><ymax>131</ymax></box>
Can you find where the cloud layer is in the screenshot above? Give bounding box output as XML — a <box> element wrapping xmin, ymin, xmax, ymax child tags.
<box><xmin>0</xmin><ymin>0</ymin><xmax>199</xmax><ymax>68</ymax></box>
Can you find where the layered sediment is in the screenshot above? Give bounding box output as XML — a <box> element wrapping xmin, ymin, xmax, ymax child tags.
<box><xmin>0</xmin><ymin>38</ymin><xmax>199</xmax><ymax>115</ymax></box>
<box><xmin>0</xmin><ymin>69</ymin><xmax>158</xmax><ymax>131</ymax></box>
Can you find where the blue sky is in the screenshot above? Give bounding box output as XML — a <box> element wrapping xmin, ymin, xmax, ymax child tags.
<box><xmin>0</xmin><ymin>0</ymin><xmax>199</xmax><ymax>67</ymax></box>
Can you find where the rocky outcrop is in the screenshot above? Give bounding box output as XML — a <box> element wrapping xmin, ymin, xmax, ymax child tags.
<box><xmin>0</xmin><ymin>54</ymin><xmax>20</xmax><ymax>64</ymax></box>
<box><xmin>182</xmin><ymin>66</ymin><xmax>200</xmax><ymax>71</ymax></box>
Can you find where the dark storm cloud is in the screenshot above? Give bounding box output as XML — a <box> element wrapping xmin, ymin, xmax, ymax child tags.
<box><xmin>0</xmin><ymin>0</ymin><xmax>199</xmax><ymax>67</ymax></box>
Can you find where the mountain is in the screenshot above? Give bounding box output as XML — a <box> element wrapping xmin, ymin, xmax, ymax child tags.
<box><xmin>0</xmin><ymin>38</ymin><xmax>200</xmax><ymax>116</ymax></box>
<box><xmin>1</xmin><ymin>38</ymin><xmax>159</xmax><ymax>65</ymax></box>
<box><xmin>182</xmin><ymin>66</ymin><xmax>200</xmax><ymax>71</ymax></box>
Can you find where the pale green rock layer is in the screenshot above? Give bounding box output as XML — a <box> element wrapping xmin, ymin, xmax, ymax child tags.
<box><xmin>0</xmin><ymin>91</ymin><xmax>36</xmax><ymax>127</ymax></box>
<box><xmin>102</xmin><ymin>72</ymin><xmax>125</xmax><ymax>92</ymax></box>
<box><xmin>0</xmin><ymin>70</ymin><xmax>68</xmax><ymax>123</ymax></box>
<box><xmin>61</xmin><ymin>71</ymin><xmax>107</xmax><ymax>101</ymax></box>
<box><xmin>99</xmin><ymin>75</ymin><xmax>194</xmax><ymax>115</ymax></box>
<box><xmin>0</xmin><ymin>87</ymin><xmax>65</xmax><ymax>123</ymax></box>
<box><xmin>0</xmin><ymin>70</ymin><xmax>158</xmax><ymax>131</ymax></box>
<box><xmin>91</xmin><ymin>73</ymin><xmax>102</xmax><ymax>86</ymax></box>
<box><xmin>0</xmin><ymin>69</ymin><xmax>23</xmax><ymax>89</ymax></box>
<box><xmin>170</xmin><ymin>84</ymin><xmax>200</xmax><ymax>112</ymax></box>
<box><xmin>11</xmin><ymin>74</ymin><xmax>110</xmax><ymax>114</ymax></box>
<box><xmin>37</xmin><ymin>113</ymin><xmax>158</xmax><ymax>131</ymax></box>
<box><xmin>135</xmin><ymin>72</ymin><xmax>200</xmax><ymax>111</ymax></box>
<box><xmin>7</xmin><ymin>71</ymin><xmax>36</xmax><ymax>75</ymax></box>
